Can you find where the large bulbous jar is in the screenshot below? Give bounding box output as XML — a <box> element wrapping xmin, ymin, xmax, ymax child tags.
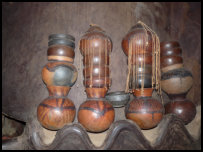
<box><xmin>125</xmin><ymin>88</ymin><xmax>164</xmax><ymax>129</ymax></box>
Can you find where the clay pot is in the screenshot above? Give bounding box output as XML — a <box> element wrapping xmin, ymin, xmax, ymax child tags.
<box><xmin>37</xmin><ymin>97</ymin><xmax>76</xmax><ymax>130</ymax></box>
<box><xmin>125</xmin><ymin>88</ymin><xmax>164</xmax><ymax>129</ymax></box>
<box><xmin>79</xmin><ymin>25</ymin><xmax>112</xmax><ymax>56</ymax></box>
<box><xmin>84</xmin><ymin>77</ymin><xmax>111</xmax><ymax>88</ymax></box>
<box><xmin>42</xmin><ymin>62</ymin><xmax>78</xmax><ymax>87</ymax></box>
<box><xmin>129</xmin><ymin>74</ymin><xmax>152</xmax><ymax>88</ymax></box>
<box><xmin>161</xmin><ymin>68</ymin><xmax>193</xmax><ymax>95</ymax></box>
<box><xmin>83</xmin><ymin>54</ymin><xmax>110</xmax><ymax>65</ymax></box>
<box><xmin>160</xmin><ymin>41</ymin><xmax>180</xmax><ymax>51</ymax></box>
<box><xmin>83</xmin><ymin>65</ymin><xmax>109</xmax><ymax>78</ymax></box>
<box><xmin>165</xmin><ymin>98</ymin><xmax>196</xmax><ymax>125</ymax></box>
<box><xmin>48</xmin><ymin>34</ymin><xmax>75</xmax><ymax>62</ymax></box>
<box><xmin>161</xmin><ymin>47</ymin><xmax>182</xmax><ymax>57</ymax></box>
<box><xmin>122</xmin><ymin>24</ymin><xmax>153</xmax><ymax>56</ymax></box>
<box><xmin>78</xmin><ymin>99</ymin><xmax>115</xmax><ymax>132</ymax></box>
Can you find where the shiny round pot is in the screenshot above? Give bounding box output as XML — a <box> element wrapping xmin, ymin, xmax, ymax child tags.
<box><xmin>37</xmin><ymin>97</ymin><xmax>76</xmax><ymax>130</ymax></box>
<box><xmin>165</xmin><ymin>100</ymin><xmax>196</xmax><ymax>125</ymax></box>
<box><xmin>129</xmin><ymin>74</ymin><xmax>152</xmax><ymax>88</ymax></box>
<box><xmin>105</xmin><ymin>91</ymin><xmax>130</xmax><ymax>107</ymax></box>
<box><xmin>78</xmin><ymin>99</ymin><xmax>115</xmax><ymax>132</ymax></box>
<box><xmin>125</xmin><ymin>89</ymin><xmax>164</xmax><ymax>129</ymax></box>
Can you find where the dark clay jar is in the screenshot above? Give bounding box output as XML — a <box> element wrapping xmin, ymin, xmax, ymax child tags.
<box><xmin>47</xmin><ymin>34</ymin><xmax>75</xmax><ymax>63</ymax></box>
<box><xmin>78</xmin><ymin>99</ymin><xmax>115</xmax><ymax>133</ymax></box>
<box><xmin>125</xmin><ymin>88</ymin><xmax>164</xmax><ymax>129</ymax></box>
<box><xmin>127</xmin><ymin>54</ymin><xmax>152</xmax><ymax>65</ymax></box>
<box><xmin>122</xmin><ymin>24</ymin><xmax>153</xmax><ymax>56</ymax></box>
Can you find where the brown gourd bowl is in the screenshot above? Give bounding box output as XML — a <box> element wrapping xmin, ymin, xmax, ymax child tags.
<box><xmin>83</xmin><ymin>65</ymin><xmax>110</xmax><ymax>78</ymax></box>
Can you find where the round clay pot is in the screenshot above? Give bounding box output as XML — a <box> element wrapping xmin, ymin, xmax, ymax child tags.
<box><xmin>37</xmin><ymin>97</ymin><xmax>76</xmax><ymax>130</ymax></box>
<box><xmin>165</xmin><ymin>99</ymin><xmax>196</xmax><ymax>125</ymax></box>
<box><xmin>84</xmin><ymin>77</ymin><xmax>111</xmax><ymax>88</ymax></box>
<box><xmin>78</xmin><ymin>99</ymin><xmax>115</xmax><ymax>132</ymax></box>
<box><xmin>160</xmin><ymin>41</ymin><xmax>180</xmax><ymax>51</ymax></box>
<box><xmin>83</xmin><ymin>65</ymin><xmax>109</xmax><ymax>78</ymax></box>
<box><xmin>125</xmin><ymin>88</ymin><xmax>164</xmax><ymax>129</ymax></box>
<box><xmin>122</xmin><ymin>24</ymin><xmax>153</xmax><ymax>56</ymax></box>
<box><xmin>161</xmin><ymin>55</ymin><xmax>183</xmax><ymax>68</ymax></box>
<box><xmin>129</xmin><ymin>74</ymin><xmax>152</xmax><ymax>88</ymax></box>
<box><xmin>83</xmin><ymin>54</ymin><xmax>110</xmax><ymax>65</ymax></box>
<box><xmin>42</xmin><ymin>62</ymin><xmax>78</xmax><ymax>87</ymax></box>
<box><xmin>161</xmin><ymin>47</ymin><xmax>182</xmax><ymax>57</ymax></box>
<box><xmin>161</xmin><ymin>68</ymin><xmax>193</xmax><ymax>95</ymax></box>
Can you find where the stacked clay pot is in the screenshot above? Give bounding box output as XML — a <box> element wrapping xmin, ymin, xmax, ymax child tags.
<box><xmin>160</xmin><ymin>41</ymin><xmax>196</xmax><ymax>124</ymax></box>
<box><xmin>122</xmin><ymin>23</ymin><xmax>164</xmax><ymax>129</ymax></box>
<box><xmin>122</xmin><ymin>24</ymin><xmax>153</xmax><ymax>88</ymax></box>
<box><xmin>37</xmin><ymin>34</ymin><xmax>78</xmax><ymax>130</ymax></box>
<box><xmin>78</xmin><ymin>25</ymin><xmax>115</xmax><ymax>133</ymax></box>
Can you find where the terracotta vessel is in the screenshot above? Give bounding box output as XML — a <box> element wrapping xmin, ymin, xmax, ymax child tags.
<box><xmin>37</xmin><ymin>34</ymin><xmax>77</xmax><ymax>130</ymax></box>
<box><xmin>160</xmin><ymin>41</ymin><xmax>180</xmax><ymax>51</ymax></box>
<box><xmin>78</xmin><ymin>99</ymin><xmax>114</xmax><ymax>132</ymax></box>
<box><xmin>78</xmin><ymin>25</ymin><xmax>114</xmax><ymax>132</ymax></box>
<box><xmin>125</xmin><ymin>88</ymin><xmax>164</xmax><ymax>129</ymax></box>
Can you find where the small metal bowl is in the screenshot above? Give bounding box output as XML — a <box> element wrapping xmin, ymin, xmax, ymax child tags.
<box><xmin>105</xmin><ymin>91</ymin><xmax>130</xmax><ymax>108</ymax></box>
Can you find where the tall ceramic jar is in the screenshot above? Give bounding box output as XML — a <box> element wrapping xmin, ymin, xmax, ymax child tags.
<box><xmin>122</xmin><ymin>22</ymin><xmax>164</xmax><ymax>129</ymax></box>
<box><xmin>37</xmin><ymin>34</ymin><xmax>78</xmax><ymax>130</ymax></box>
<box><xmin>78</xmin><ymin>25</ymin><xmax>115</xmax><ymax>133</ymax></box>
<box><xmin>160</xmin><ymin>41</ymin><xmax>196</xmax><ymax>124</ymax></box>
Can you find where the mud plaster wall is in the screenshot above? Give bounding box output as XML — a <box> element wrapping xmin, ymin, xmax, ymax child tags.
<box><xmin>2</xmin><ymin>2</ymin><xmax>201</xmax><ymax>123</ymax></box>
